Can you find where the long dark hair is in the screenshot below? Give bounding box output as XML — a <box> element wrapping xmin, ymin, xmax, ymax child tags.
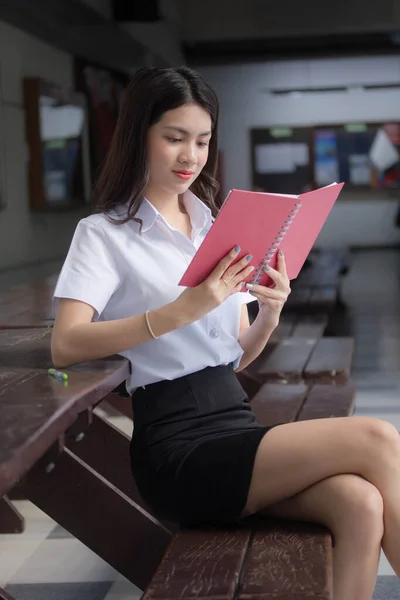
<box><xmin>92</xmin><ymin>66</ymin><xmax>220</xmax><ymax>224</ymax></box>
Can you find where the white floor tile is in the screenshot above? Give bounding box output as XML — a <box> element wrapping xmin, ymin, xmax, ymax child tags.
<box><xmin>355</xmin><ymin>392</ymin><xmax>400</xmax><ymax>406</ymax></box>
<box><xmin>379</xmin><ymin>550</ymin><xmax>396</xmax><ymax>576</ymax></box>
<box><xmin>0</xmin><ymin>501</ymin><xmax>57</xmax><ymax>586</ymax></box>
<box><xmin>107</xmin><ymin>416</ymin><xmax>133</xmax><ymax>437</ymax></box>
<box><xmin>104</xmin><ymin>574</ymin><xmax>142</xmax><ymax>600</ymax></box>
<box><xmin>94</xmin><ymin>406</ymin><xmax>133</xmax><ymax>437</ymax></box>
<box><xmin>9</xmin><ymin>539</ymin><xmax>117</xmax><ymax>584</ymax></box>
<box><xmin>0</xmin><ymin>541</ymin><xmax>45</xmax><ymax>587</ymax></box>
<box><xmin>7</xmin><ymin>501</ymin><xmax>56</xmax><ymax>541</ymax></box>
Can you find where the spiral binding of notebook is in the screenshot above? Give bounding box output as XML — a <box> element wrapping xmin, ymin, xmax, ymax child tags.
<box><xmin>249</xmin><ymin>201</ymin><xmax>303</xmax><ymax>285</ymax></box>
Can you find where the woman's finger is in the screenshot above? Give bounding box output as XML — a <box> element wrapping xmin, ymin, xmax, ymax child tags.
<box><xmin>263</xmin><ymin>262</ymin><xmax>288</xmax><ymax>288</ymax></box>
<box><xmin>223</xmin><ymin>253</ymin><xmax>254</xmax><ymax>282</ymax></box>
<box><xmin>277</xmin><ymin>250</ymin><xmax>288</xmax><ymax>277</ymax></box>
<box><xmin>263</xmin><ymin>264</ymin><xmax>280</xmax><ymax>282</ymax></box>
<box><xmin>245</xmin><ymin>283</ymin><xmax>288</xmax><ymax>301</ymax></box>
<box><xmin>261</xmin><ymin>266</ymin><xmax>290</xmax><ymax>294</ymax></box>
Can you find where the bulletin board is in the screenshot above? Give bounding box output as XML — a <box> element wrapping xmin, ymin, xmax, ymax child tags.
<box><xmin>250</xmin><ymin>127</ymin><xmax>313</xmax><ymax>195</ymax></box>
<box><xmin>313</xmin><ymin>123</ymin><xmax>400</xmax><ymax>191</ymax></box>
<box><xmin>251</xmin><ymin>122</ymin><xmax>400</xmax><ymax>195</ymax></box>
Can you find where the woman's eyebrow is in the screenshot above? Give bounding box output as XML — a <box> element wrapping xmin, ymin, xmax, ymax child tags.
<box><xmin>163</xmin><ymin>126</ymin><xmax>212</xmax><ymax>137</ymax></box>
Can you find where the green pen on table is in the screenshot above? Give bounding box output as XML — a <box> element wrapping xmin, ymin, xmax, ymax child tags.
<box><xmin>48</xmin><ymin>368</ymin><xmax>68</xmax><ymax>381</ymax></box>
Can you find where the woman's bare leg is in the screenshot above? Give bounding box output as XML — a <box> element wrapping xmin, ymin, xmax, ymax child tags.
<box><xmin>261</xmin><ymin>474</ymin><xmax>383</xmax><ymax>600</ymax></box>
<box><xmin>242</xmin><ymin>416</ymin><xmax>400</xmax><ymax>575</ymax></box>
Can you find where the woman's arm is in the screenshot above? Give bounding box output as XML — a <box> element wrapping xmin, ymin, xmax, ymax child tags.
<box><xmin>235</xmin><ymin>252</ymin><xmax>291</xmax><ymax>372</ymax></box>
<box><xmin>235</xmin><ymin>305</ymin><xmax>276</xmax><ymax>372</ymax></box>
<box><xmin>51</xmin><ymin>297</ymin><xmax>191</xmax><ymax>368</ymax></box>
<box><xmin>52</xmin><ymin>248</ymin><xmax>255</xmax><ymax>368</ymax></box>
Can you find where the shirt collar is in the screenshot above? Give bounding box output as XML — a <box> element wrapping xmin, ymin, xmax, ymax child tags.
<box><xmin>136</xmin><ymin>190</ymin><xmax>213</xmax><ymax>234</ymax></box>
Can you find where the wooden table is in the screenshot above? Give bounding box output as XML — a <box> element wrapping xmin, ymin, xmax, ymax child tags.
<box><xmin>0</xmin><ymin>277</ymin><xmax>56</xmax><ymax>328</ymax></box>
<box><xmin>0</xmin><ymin>328</ymin><xmax>172</xmax><ymax>597</ymax></box>
<box><xmin>0</xmin><ymin>328</ymin><xmax>129</xmax><ymax>496</ymax></box>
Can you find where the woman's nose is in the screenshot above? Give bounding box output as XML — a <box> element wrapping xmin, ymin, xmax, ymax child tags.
<box><xmin>179</xmin><ymin>144</ymin><xmax>196</xmax><ymax>165</ymax></box>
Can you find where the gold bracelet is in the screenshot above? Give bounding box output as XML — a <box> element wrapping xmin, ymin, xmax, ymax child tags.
<box><xmin>145</xmin><ymin>310</ymin><xmax>158</xmax><ymax>339</ymax></box>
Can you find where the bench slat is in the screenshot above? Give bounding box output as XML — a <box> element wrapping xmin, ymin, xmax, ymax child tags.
<box><xmin>66</xmin><ymin>411</ymin><xmax>177</xmax><ymax>532</ymax></box>
<box><xmin>0</xmin><ymin>279</ymin><xmax>55</xmax><ymax>328</ymax></box>
<box><xmin>290</xmin><ymin>315</ymin><xmax>328</xmax><ymax>339</ymax></box>
<box><xmin>267</xmin><ymin>320</ymin><xmax>295</xmax><ymax>344</ymax></box>
<box><xmin>250</xmin><ymin>384</ymin><xmax>308</xmax><ymax>426</ymax></box>
<box><xmin>239</xmin><ymin>521</ymin><xmax>333</xmax><ymax>600</ymax></box>
<box><xmin>284</xmin><ymin>288</ymin><xmax>312</xmax><ymax>311</ymax></box>
<box><xmin>142</xmin><ymin>529</ymin><xmax>251</xmax><ymax>600</ymax></box>
<box><xmin>304</xmin><ymin>338</ymin><xmax>354</xmax><ymax>384</ymax></box>
<box><xmin>0</xmin><ymin>328</ymin><xmax>52</xmax><ymax>369</ymax></box>
<box><xmin>0</xmin><ymin>362</ymin><xmax>128</xmax><ymax>497</ymax></box>
<box><xmin>257</xmin><ymin>339</ymin><xmax>317</xmax><ymax>383</ymax></box>
<box><xmin>0</xmin><ymin>368</ymin><xmax>37</xmax><ymax>393</ymax></box>
<box><xmin>309</xmin><ymin>286</ymin><xmax>337</xmax><ymax>306</ymax></box>
<box><xmin>297</xmin><ymin>384</ymin><xmax>357</xmax><ymax>421</ymax></box>
<box><xmin>24</xmin><ymin>446</ymin><xmax>171</xmax><ymax>592</ymax></box>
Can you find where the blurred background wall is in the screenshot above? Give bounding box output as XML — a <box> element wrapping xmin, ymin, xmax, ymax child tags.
<box><xmin>0</xmin><ymin>0</ymin><xmax>399</xmax><ymax>269</ymax></box>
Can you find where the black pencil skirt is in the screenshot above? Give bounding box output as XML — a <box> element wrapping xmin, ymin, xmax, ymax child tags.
<box><xmin>129</xmin><ymin>364</ymin><xmax>275</xmax><ymax>527</ymax></box>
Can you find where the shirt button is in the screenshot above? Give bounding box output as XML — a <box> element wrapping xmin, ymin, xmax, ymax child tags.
<box><xmin>209</xmin><ymin>328</ymin><xmax>220</xmax><ymax>339</ymax></box>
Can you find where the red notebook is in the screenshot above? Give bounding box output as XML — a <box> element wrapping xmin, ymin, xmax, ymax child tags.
<box><xmin>179</xmin><ymin>182</ymin><xmax>344</xmax><ymax>289</ymax></box>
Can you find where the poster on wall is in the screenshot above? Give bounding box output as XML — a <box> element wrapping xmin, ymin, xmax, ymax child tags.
<box><xmin>314</xmin><ymin>129</ymin><xmax>340</xmax><ymax>186</ymax></box>
<box><xmin>255</xmin><ymin>143</ymin><xmax>309</xmax><ymax>175</ymax></box>
<box><xmin>74</xmin><ymin>58</ymin><xmax>129</xmax><ymax>185</ymax></box>
<box><xmin>314</xmin><ymin>123</ymin><xmax>400</xmax><ymax>191</ymax></box>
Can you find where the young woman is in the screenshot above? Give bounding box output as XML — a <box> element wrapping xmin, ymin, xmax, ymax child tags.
<box><xmin>52</xmin><ymin>66</ymin><xmax>400</xmax><ymax>600</ymax></box>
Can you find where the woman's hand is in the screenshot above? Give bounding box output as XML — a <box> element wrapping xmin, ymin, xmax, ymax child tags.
<box><xmin>245</xmin><ymin>250</ymin><xmax>291</xmax><ymax>328</ymax></box>
<box><xmin>176</xmin><ymin>246</ymin><xmax>255</xmax><ymax>322</ymax></box>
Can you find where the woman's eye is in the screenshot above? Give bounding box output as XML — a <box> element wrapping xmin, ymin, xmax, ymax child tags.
<box><xmin>166</xmin><ymin>137</ymin><xmax>181</xmax><ymax>143</ymax></box>
<box><xmin>198</xmin><ymin>142</ymin><xmax>209</xmax><ymax>147</ymax></box>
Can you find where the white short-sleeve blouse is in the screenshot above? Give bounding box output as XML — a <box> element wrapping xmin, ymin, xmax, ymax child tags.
<box><xmin>54</xmin><ymin>191</ymin><xmax>255</xmax><ymax>393</ymax></box>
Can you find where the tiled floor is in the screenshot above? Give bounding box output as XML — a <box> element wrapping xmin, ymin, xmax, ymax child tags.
<box><xmin>343</xmin><ymin>249</ymin><xmax>400</xmax><ymax>595</ymax></box>
<box><xmin>1</xmin><ymin>247</ymin><xmax>400</xmax><ymax>599</ymax></box>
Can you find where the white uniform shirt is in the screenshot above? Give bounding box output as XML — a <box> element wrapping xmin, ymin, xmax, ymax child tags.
<box><xmin>54</xmin><ymin>191</ymin><xmax>255</xmax><ymax>394</ymax></box>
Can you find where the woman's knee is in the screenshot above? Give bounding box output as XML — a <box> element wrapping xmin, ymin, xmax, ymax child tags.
<box><xmin>358</xmin><ymin>417</ymin><xmax>400</xmax><ymax>456</ymax></box>
<box><xmin>337</xmin><ymin>475</ymin><xmax>384</xmax><ymax>540</ymax></box>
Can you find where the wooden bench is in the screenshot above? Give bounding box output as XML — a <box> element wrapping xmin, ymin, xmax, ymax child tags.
<box><xmin>283</xmin><ymin>248</ymin><xmax>350</xmax><ymax>315</ymax></box>
<box><xmin>295</xmin><ymin>248</ymin><xmax>350</xmax><ymax>287</ymax></box>
<box><xmin>239</xmin><ymin>316</ymin><xmax>353</xmax><ymax>398</ymax></box>
<box><xmin>235</xmin><ymin>314</ymin><xmax>329</xmax><ymax>401</ymax></box>
<box><xmin>247</xmin><ymin>249</ymin><xmax>350</xmax><ymax>319</ymax></box>
<box><xmin>141</xmin><ymin>382</ymin><xmax>356</xmax><ymax>600</ymax></box>
<box><xmin>247</xmin><ymin>336</ymin><xmax>354</xmax><ymax>385</ymax></box>
<box><xmin>0</xmin><ymin>327</ymin><xmax>356</xmax><ymax>599</ymax></box>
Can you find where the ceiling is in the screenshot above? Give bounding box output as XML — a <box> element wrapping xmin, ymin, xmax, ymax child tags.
<box><xmin>1</xmin><ymin>0</ymin><xmax>400</xmax><ymax>71</ymax></box>
<box><xmin>173</xmin><ymin>0</ymin><xmax>400</xmax><ymax>64</ymax></box>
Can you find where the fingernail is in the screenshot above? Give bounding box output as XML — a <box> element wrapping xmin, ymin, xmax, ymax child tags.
<box><xmin>240</xmin><ymin>282</ymin><xmax>245</xmax><ymax>287</ymax></box>
<box><xmin>234</xmin><ymin>246</ymin><xmax>240</xmax><ymax>253</ymax></box>
<box><xmin>279</xmin><ymin>250</ymin><xmax>283</xmax><ymax>257</ymax></box>
<box><xmin>265</xmin><ymin>265</ymin><xmax>270</xmax><ymax>271</ymax></box>
<box><xmin>249</xmin><ymin>290</ymin><xmax>256</xmax><ymax>296</ymax></box>
<box><xmin>246</xmin><ymin>254</ymin><xmax>253</xmax><ymax>261</ymax></box>
<box><xmin>246</xmin><ymin>283</ymin><xmax>253</xmax><ymax>289</ymax></box>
